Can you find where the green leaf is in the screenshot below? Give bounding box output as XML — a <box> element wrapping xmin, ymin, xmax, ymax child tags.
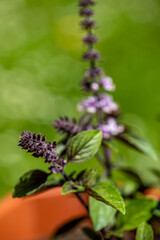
<box><xmin>62</xmin><ymin>181</ymin><xmax>85</xmax><ymax>195</ymax></box>
<box><xmin>67</xmin><ymin>130</ymin><xmax>102</xmax><ymax>163</ymax></box>
<box><xmin>76</xmin><ymin>168</ymin><xmax>97</xmax><ymax>184</ymax></box>
<box><xmin>89</xmin><ymin>197</ymin><xmax>116</xmax><ymax>231</ymax></box>
<box><xmin>151</xmin><ymin>169</ymin><xmax>160</xmax><ymax>178</ymax></box>
<box><xmin>116</xmin><ymin>198</ymin><xmax>157</xmax><ymax>231</ymax></box>
<box><xmin>136</xmin><ymin>222</ymin><xmax>153</xmax><ymax>240</ymax></box>
<box><xmin>13</xmin><ymin>169</ymin><xmax>49</xmax><ymax>198</ymax></box>
<box><xmin>82</xmin><ymin>227</ymin><xmax>101</xmax><ymax>240</ymax></box>
<box><xmin>118</xmin><ymin>132</ymin><xmax>158</xmax><ymax>161</ymax></box>
<box><xmin>85</xmin><ymin>181</ymin><xmax>126</xmax><ymax>215</ymax></box>
<box><xmin>31</xmin><ymin>174</ymin><xmax>64</xmax><ymax>194</ymax></box>
<box><xmin>153</xmin><ymin>209</ymin><xmax>160</xmax><ymax>218</ymax></box>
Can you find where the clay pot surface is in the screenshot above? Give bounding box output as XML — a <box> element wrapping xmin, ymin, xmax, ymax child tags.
<box><xmin>0</xmin><ymin>187</ymin><xmax>88</xmax><ymax>240</ymax></box>
<box><xmin>144</xmin><ymin>188</ymin><xmax>160</xmax><ymax>201</ymax></box>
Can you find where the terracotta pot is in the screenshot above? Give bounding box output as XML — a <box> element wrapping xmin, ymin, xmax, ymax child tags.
<box><xmin>0</xmin><ymin>187</ymin><xmax>88</xmax><ymax>240</ymax></box>
<box><xmin>143</xmin><ymin>188</ymin><xmax>160</xmax><ymax>201</ymax></box>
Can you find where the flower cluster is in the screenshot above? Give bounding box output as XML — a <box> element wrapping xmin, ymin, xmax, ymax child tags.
<box><xmin>97</xmin><ymin>118</ymin><xmax>125</xmax><ymax>139</ymax></box>
<box><xmin>19</xmin><ymin>131</ymin><xmax>67</xmax><ymax>173</ymax></box>
<box><xmin>53</xmin><ymin>117</ymin><xmax>81</xmax><ymax>135</ymax></box>
<box><xmin>78</xmin><ymin>94</ymin><xmax>119</xmax><ymax>114</ymax></box>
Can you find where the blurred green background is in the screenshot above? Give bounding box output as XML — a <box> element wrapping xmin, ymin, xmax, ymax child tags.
<box><xmin>0</xmin><ymin>0</ymin><xmax>160</xmax><ymax>198</ymax></box>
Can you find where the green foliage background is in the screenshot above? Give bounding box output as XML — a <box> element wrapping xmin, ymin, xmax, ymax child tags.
<box><xmin>0</xmin><ymin>0</ymin><xmax>160</xmax><ymax>197</ymax></box>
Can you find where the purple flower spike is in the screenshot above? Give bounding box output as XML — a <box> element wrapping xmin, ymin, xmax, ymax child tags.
<box><xmin>100</xmin><ymin>76</ymin><xmax>116</xmax><ymax>91</ymax></box>
<box><xmin>19</xmin><ymin>131</ymin><xmax>58</xmax><ymax>162</ymax></box>
<box><xmin>53</xmin><ymin>117</ymin><xmax>81</xmax><ymax>135</ymax></box>
<box><xmin>19</xmin><ymin>131</ymin><xmax>67</xmax><ymax>173</ymax></box>
<box><xmin>98</xmin><ymin>118</ymin><xmax>125</xmax><ymax>139</ymax></box>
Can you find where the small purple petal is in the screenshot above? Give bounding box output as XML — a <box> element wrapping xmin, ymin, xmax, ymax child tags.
<box><xmin>91</xmin><ymin>82</ymin><xmax>99</xmax><ymax>91</ymax></box>
<box><xmin>100</xmin><ymin>76</ymin><xmax>116</xmax><ymax>91</ymax></box>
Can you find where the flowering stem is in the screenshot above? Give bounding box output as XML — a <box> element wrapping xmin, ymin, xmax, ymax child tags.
<box><xmin>61</xmin><ymin>171</ymin><xmax>89</xmax><ymax>212</ymax></box>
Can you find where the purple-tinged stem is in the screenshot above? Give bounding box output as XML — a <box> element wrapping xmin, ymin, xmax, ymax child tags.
<box><xmin>61</xmin><ymin>171</ymin><xmax>89</xmax><ymax>212</ymax></box>
<box><xmin>103</xmin><ymin>147</ymin><xmax>112</xmax><ymax>177</ymax></box>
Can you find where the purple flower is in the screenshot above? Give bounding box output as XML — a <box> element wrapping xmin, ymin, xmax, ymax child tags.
<box><xmin>98</xmin><ymin>118</ymin><xmax>125</xmax><ymax>139</ymax></box>
<box><xmin>80</xmin><ymin>8</ymin><xmax>94</xmax><ymax>17</ymax></box>
<box><xmin>91</xmin><ymin>82</ymin><xmax>99</xmax><ymax>91</ymax></box>
<box><xmin>81</xmin><ymin>19</ymin><xmax>96</xmax><ymax>29</ymax></box>
<box><xmin>100</xmin><ymin>76</ymin><xmax>115</xmax><ymax>91</ymax></box>
<box><xmin>79</xmin><ymin>0</ymin><xmax>95</xmax><ymax>7</ymax></box>
<box><xmin>85</xmin><ymin>67</ymin><xmax>103</xmax><ymax>78</ymax></box>
<box><xmin>78</xmin><ymin>96</ymin><xmax>97</xmax><ymax>113</ymax></box>
<box><xmin>78</xmin><ymin>94</ymin><xmax>119</xmax><ymax>114</ymax></box>
<box><xmin>83</xmin><ymin>50</ymin><xmax>100</xmax><ymax>61</ymax></box>
<box><xmin>83</xmin><ymin>35</ymin><xmax>98</xmax><ymax>45</ymax></box>
<box><xmin>19</xmin><ymin>131</ymin><xmax>67</xmax><ymax>173</ymax></box>
<box><xmin>97</xmin><ymin>94</ymin><xmax>119</xmax><ymax>114</ymax></box>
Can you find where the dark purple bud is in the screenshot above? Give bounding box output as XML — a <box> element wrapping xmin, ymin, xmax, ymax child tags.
<box><xmin>41</xmin><ymin>135</ymin><xmax>46</xmax><ymax>142</ymax></box>
<box><xmin>81</xmin><ymin>79</ymin><xmax>99</xmax><ymax>92</ymax></box>
<box><xmin>83</xmin><ymin>35</ymin><xmax>98</xmax><ymax>45</ymax></box>
<box><xmin>81</xmin><ymin>79</ymin><xmax>91</xmax><ymax>92</ymax></box>
<box><xmin>81</xmin><ymin>19</ymin><xmax>96</xmax><ymax>29</ymax></box>
<box><xmin>85</xmin><ymin>67</ymin><xmax>103</xmax><ymax>78</ymax></box>
<box><xmin>79</xmin><ymin>0</ymin><xmax>95</xmax><ymax>7</ymax></box>
<box><xmin>37</xmin><ymin>134</ymin><xmax>40</xmax><ymax>141</ymax></box>
<box><xmin>52</xmin><ymin>141</ymin><xmax>57</xmax><ymax>148</ymax></box>
<box><xmin>83</xmin><ymin>50</ymin><xmax>100</xmax><ymax>61</ymax></box>
<box><xmin>79</xmin><ymin>8</ymin><xmax>94</xmax><ymax>17</ymax></box>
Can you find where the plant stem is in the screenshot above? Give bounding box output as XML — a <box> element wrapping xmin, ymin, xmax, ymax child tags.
<box><xmin>103</xmin><ymin>147</ymin><xmax>112</xmax><ymax>177</ymax></box>
<box><xmin>75</xmin><ymin>192</ymin><xmax>89</xmax><ymax>211</ymax></box>
<box><xmin>61</xmin><ymin>171</ymin><xmax>89</xmax><ymax>212</ymax></box>
<box><xmin>61</xmin><ymin>170</ymin><xmax>106</xmax><ymax>240</ymax></box>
